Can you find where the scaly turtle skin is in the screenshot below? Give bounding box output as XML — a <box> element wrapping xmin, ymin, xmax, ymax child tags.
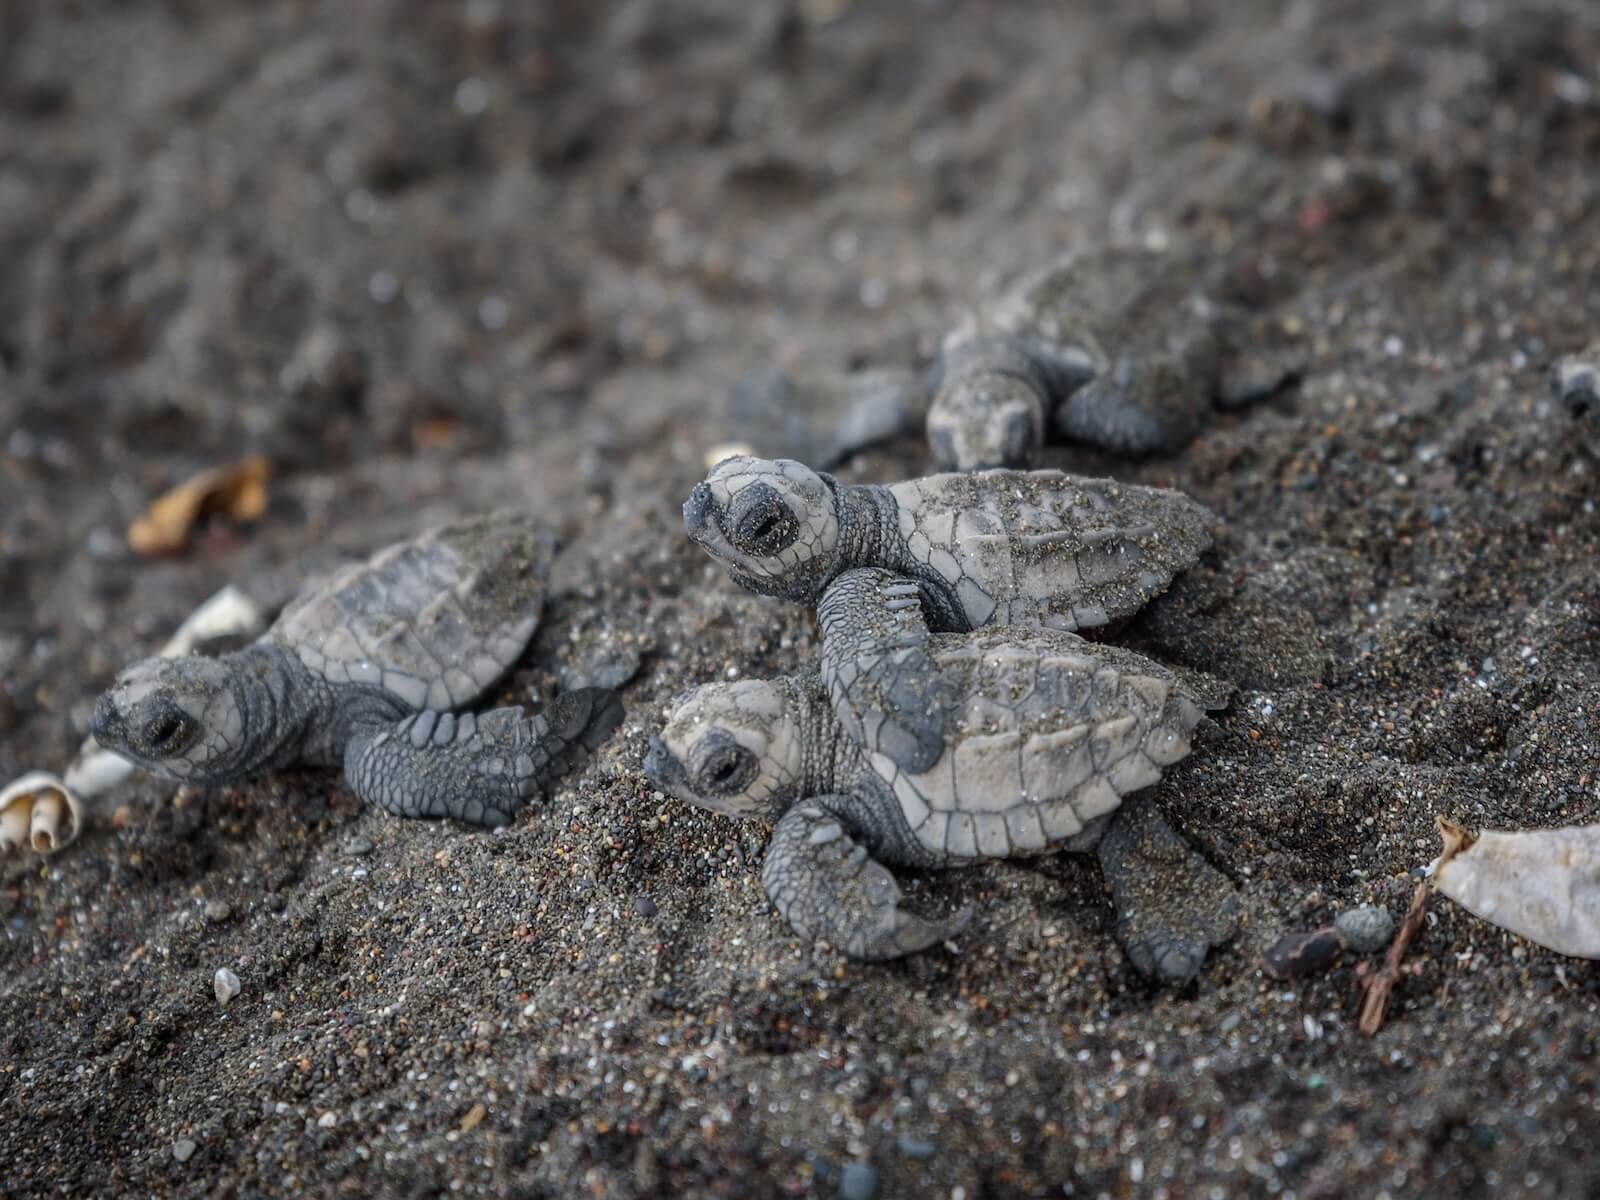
<box><xmin>91</xmin><ymin>512</ymin><xmax>624</xmax><ymax>827</ymax></box>
<box><xmin>684</xmin><ymin>455</ymin><xmax>1215</xmax><ymax>633</ymax></box>
<box><xmin>723</xmin><ymin>247</ymin><xmax>1299</xmax><ymax>471</ymax></box>
<box><xmin>644</xmin><ymin>568</ymin><xmax>1237</xmax><ymax>980</ymax></box>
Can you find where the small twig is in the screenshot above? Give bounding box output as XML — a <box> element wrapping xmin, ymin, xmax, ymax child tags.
<box><xmin>1357</xmin><ymin>880</ymin><xmax>1430</xmax><ymax>1036</ymax></box>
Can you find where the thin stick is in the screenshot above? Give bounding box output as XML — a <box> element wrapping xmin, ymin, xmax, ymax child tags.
<box><xmin>1358</xmin><ymin>880</ymin><xmax>1430</xmax><ymax>1036</ymax></box>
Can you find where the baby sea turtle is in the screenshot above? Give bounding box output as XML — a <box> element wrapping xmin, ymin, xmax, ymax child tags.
<box><xmin>684</xmin><ymin>456</ymin><xmax>1214</xmax><ymax>633</ymax></box>
<box><xmin>644</xmin><ymin>568</ymin><xmax>1237</xmax><ymax>979</ymax></box>
<box><xmin>724</xmin><ymin>247</ymin><xmax>1298</xmax><ymax>471</ymax></box>
<box><xmin>927</xmin><ymin>246</ymin><xmax>1298</xmax><ymax>469</ymax></box>
<box><xmin>1554</xmin><ymin>342</ymin><xmax>1599</xmax><ymax>452</ymax></box>
<box><xmin>91</xmin><ymin>512</ymin><xmax>624</xmax><ymax>827</ymax></box>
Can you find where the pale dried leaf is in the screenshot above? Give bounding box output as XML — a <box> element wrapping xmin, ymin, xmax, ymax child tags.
<box><xmin>1431</xmin><ymin>817</ymin><xmax>1600</xmax><ymax>959</ymax></box>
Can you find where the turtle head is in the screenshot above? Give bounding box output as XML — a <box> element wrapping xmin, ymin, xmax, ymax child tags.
<box><xmin>928</xmin><ymin>370</ymin><xmax>1043</xmax><ymax>471</ymax></box>
<box><xmin>682</xmin><ymin>455</ymin><xmax>842</xmax><ymax>601</ymax></box>
<box><xmin>1555</xmin><ymin>355</ymin><xmax>1599</xmax><ymax>450</ymax></box>
<box><xmin>643</xmin><ymin>679</ymin><xmax>804</xmax><ymax>820</ymax></box>
<box><xmin>91</xmin><ymin>655</ymin><xmax>248</xmax><ymax>783</ymax></box>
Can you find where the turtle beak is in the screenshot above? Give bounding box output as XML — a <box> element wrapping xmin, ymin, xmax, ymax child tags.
<box><xmin>643</xmin><ymin>736</ymin><xmax>692</xmax><ymax>799</ymax></box>
<box><xmin>682</xmin><ymin>483</ymin><xmax>715</xmax><ymax>542</ymax></box>
<box><xmin>90</xmin><ymin>693</ymin><xmax>126</xmax><ymax>747</ymax></box>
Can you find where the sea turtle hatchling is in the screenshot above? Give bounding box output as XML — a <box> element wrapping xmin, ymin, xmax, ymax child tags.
<box><xmin>729</xmin><ymin>246</ymin><xmax>1299</xmax><ymax>471</ymax></box>
<box><xmin>644</xmin><ymin>568</ymin><xmax>1239</xmax><ymax>980</ymax></box>
<box><xmin>90</xmin><ymin>512</ymin><xmax>624</xmax><ymax>827</ymax></box>
<box><xmin>1554</xmin><ymin>342</ymin><xmax>1599</xmax><ymax>454</ymax></box>
<box><xmin>684</xmin><ymin>455</ymin><xmax>1215</xmax><ymax>635</ymax></box>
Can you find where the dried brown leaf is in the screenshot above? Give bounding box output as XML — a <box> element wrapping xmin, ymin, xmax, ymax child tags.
<box><xmin>127</xmin><ymin>457</ymin><xmax>270</xmax><ymax>556</ymax></box>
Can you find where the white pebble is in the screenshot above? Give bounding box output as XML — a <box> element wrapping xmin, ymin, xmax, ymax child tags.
<box><xmin>368</xmin><ymin>271</ymin><xmax>399</xmax><ymax>304</ymax></box>
<box><xmin>214</xmin><ymin>967</ymin><xmax>241</xmax><ymax>1006</ymax></box>
<box><xmin>478</xmin><ymin>295</ymin><xmax>509</xmax><ymax>331</ymax></box>
<box><xmin>455</xmin><ymin>77</ymin><xmax>489</xmax><ymax>116</ymax></box>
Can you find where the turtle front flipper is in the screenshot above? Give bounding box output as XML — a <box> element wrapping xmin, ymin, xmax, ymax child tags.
<box><xmin>343</xmin><ymin>688</ymin><xmax>624</xmax><ymax>827</ymax></box>
<box><xmin>762</xmin><ymin>799</ymin><xmax>972</xmax><ymax>959</ymax></box>
<box><xmin>1215</xmin><ymin>306</ymin><xmax>1305</xmax><ymax>412</ymax></box>
<box><xmin>1054</xmin><ymin>355</ymin><xmax>1209</xmax><ymax>456</ymax></box>
<box><xmin>1095</xmin><ymin>798</ymin><xmax>1240</xmax><ymax>984</ymax></box>
<box><xmin>817</xmin><ymin>568</ymin><xmax>955</xmax><ymax>775</ymax></box>
<box><xmin>728</xmin><ymin>363</ymin><xmax>928</xmax><ymax>469</ymax></box>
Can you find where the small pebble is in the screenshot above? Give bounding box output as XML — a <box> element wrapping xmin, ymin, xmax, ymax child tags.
<box><xmin>838</xmin><ymin>1162</ymin><xmax>880</xmax><ymax>1200</ymax></box>
<box><xmin>203</xmin><ymin>900</ymin><xmax>232</xmax><ymax>923</ymax></box>
<box><xmin>1334</xmin><ymin>905</ymin><xmax>1396</xmax><ymax>955</ymax></box>
<box><xmin>318</xmin><ymin>1111</ymin><xmax>337</xmax><ymax>1128</ymax></box>
<box><xmin>172</xmin><ymin>1139</ymin><xmax>197</xmax><ymax>1163</ymax></box>
<box><xmin>633</xmin><ymin>896</ymin><xmax>659</xmax><ymax>918</ymax></box>
<box><xmin>1263</xmin><ymin>929</ymin><xmax>1343</xmax><ymax>979</ymax></box>
<box><xmin>214</xmin><ymin>967</ymin><xmax>241</xmax><ymax>1006</ymax></box>
<box><xmin>895</xmin><ymin>1136</ymin><xmax>936</xmax><ymax>1160</ymax></box>
<box><xmin>345</xmin><ymin>837</ymin><xmax>375</xmax><ymax>857</ymax></box>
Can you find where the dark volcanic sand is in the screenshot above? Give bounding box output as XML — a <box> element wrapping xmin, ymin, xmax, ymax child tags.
<box><xmin>3</xmin><ymin>1</ymin><xmax>1599</xmax><ymax>1196</ymax></box>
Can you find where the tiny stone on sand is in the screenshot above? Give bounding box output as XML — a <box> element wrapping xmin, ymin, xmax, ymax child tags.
<box><xmin>1335</xmin><ymin>905</ymin><xmax>1395</xmax><ymax>955</ymax></box>
<box><xmin>214</xmin><ymin>967</ymin><xmax>241</xmax><ymax>1005</ymax></box>
<box><xmin>838</xmin><ymin>1162</ymin><xmax>880</xmax><ymax>1200</ymax></box>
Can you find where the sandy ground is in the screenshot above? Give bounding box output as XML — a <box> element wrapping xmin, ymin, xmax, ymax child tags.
<box><xmin>3</xmin><ymin>0</ymin><xmax>1599</xmax><ymax>1196</ymax></box>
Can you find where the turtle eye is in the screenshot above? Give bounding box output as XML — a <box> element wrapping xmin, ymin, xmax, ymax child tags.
<box><xmin>698</xmin><ymin>744</ymin><xmax>757</xmax><ymax>796</ymax></box>
<box><xmin>730</xmin><ymin>483</ymin><xmax>800</xmax><ymax>557</ymax></box>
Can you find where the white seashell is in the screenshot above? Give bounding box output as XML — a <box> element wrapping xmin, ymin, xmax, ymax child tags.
<box><xmin>2</xmin><ymin>584</ymin><xmax>266</xmax><ymax>858</ymax></box>
<box><xmin>704</xmin><ymin>442</ymin><xmax>756</xmax><ymax>470</ymax></box>
<box><xmin>62</xmin><ymin>746</ymin><xmax>137</xmax><ymax>797</ymax></box>
<box><xmin>1430</xmin><ymin>818</ymin><xmax>1600</xmax><ymax>959</ymax></box>
<box><xmin>156</xmin><ymin>585</ymin><xmax>263</xmax><ymax>658</ymax></box>
<box><xmin>0</xmin><ymin>772</ymin><xmax>82</xmax><ymax>854</ymax></box>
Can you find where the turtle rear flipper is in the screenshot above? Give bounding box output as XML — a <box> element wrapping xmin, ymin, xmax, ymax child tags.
<box><xmin>1095</xmin><ymin>798</ymin><xmax>1239</xmax><ymax>984</ymax></box>
<box><xmin>762</xmin><ymin>799</ymin><xmax>971</xmax><ymax>960</ymax></box>
<box><xmin>343</xmin><ymin>688</ymin><xmax>624</xmax><ymax>827</ymax></box>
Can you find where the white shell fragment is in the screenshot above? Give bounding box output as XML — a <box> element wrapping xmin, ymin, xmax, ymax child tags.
<box><xmin>1430</xmin><ymin>818</ymin><xmax>1600</xmax><ymax>959</ymax></box>
<box><xmin>214</xmin><ymin>967</ymin><xmax>242</xmax><ymax>1006</ymax></box>
<box><xmin>152</xmin><ymin>584</ymin><xmax>266</xmax><ymax>659</ymax></box>
<box><xmin>704</xmin><ymin>442</ymin><xmax>756</xmax><ymax>469</ymax></box>
<box><xmin>1</xmin><ymin>585</ymin><xmax>265</xmax><ymax>858</ymax></box>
